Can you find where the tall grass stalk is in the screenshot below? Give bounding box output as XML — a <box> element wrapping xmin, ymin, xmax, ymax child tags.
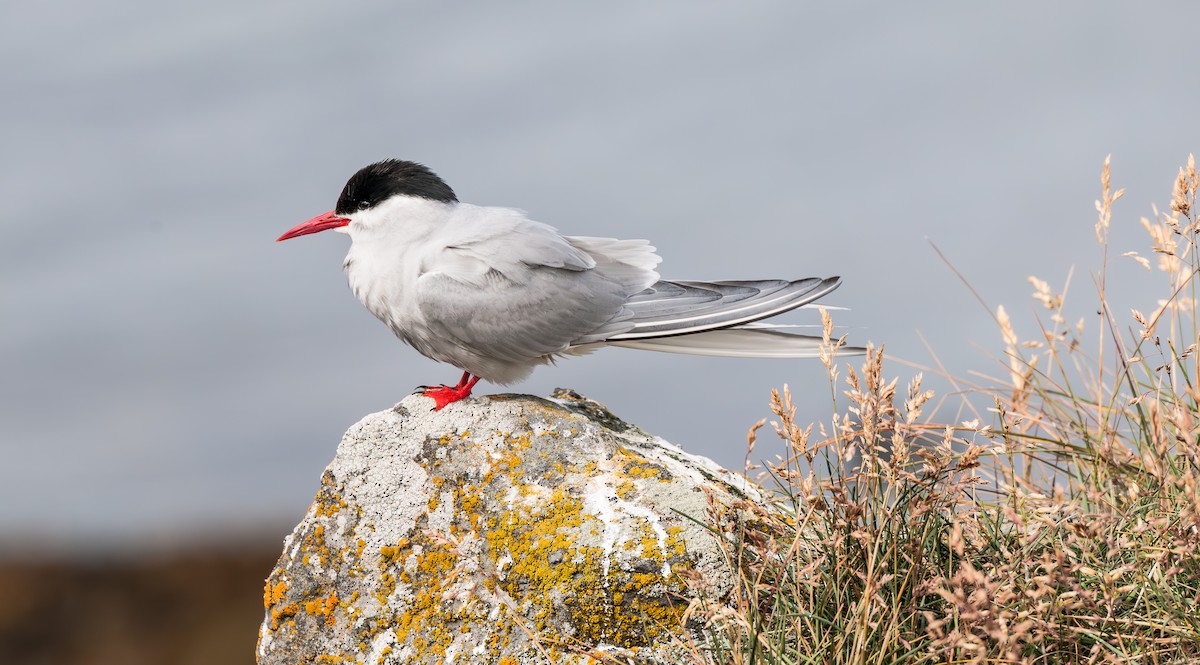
<box><xmin>686</xmin><ymin>157</ymin><xmax>1200</xmax><ymax>664</ymax></box>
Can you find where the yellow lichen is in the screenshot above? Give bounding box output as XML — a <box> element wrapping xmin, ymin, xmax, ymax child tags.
<box><xmin>614</xmin><ymin>479</ymin><xmax>637</xmax><ymax>499</ymax></box>
<box><xmin>264</xmin><ymin>580</ymin><xmax>289</xmax><ymax>609</ymax></box>
<box><xmin>480</xmin><ymin>480</ymin><xmax>687</xmax><ymax>650</ymax></box>
<box><xmin>304</xmin><ymin>593</ymin><xmax>341</xmax><ymax>628</ymax></box>
<box><xmin>312</xmin><ymin>472</ymin><xmax>349</xmax><ymax>518</ymax></box>
<box><xmin>375</xmin><ymin>572</ymin><xmax>396</xmax><ymax>606</ymax></box>
<box><xmin>270</xmin><ymin>602</ymin><xmax>299</xmax><ymax>631</ymax></box>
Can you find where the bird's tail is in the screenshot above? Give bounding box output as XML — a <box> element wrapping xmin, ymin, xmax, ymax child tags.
<box><xmin>607</xmin><ymin>324</ymin><xmax>866</xmax><ymax>359</ymax></box>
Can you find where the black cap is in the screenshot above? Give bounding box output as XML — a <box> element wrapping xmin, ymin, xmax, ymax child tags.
<box><xmin>334</xmin><ymin>159</ymin><xmax>458</xmax><ymax>215</ymax></box>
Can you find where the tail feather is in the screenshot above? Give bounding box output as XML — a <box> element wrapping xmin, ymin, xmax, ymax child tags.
<box><xmin>608</xmin><ymin>326</ymin><xmax>866</xmax><ymax>359</ymax></box>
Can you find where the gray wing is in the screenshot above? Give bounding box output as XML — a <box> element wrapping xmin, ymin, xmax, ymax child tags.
<box><xmin>410</xmin><ymin>210</ymin><xmax>666</xmax><ymax>380</ymax></box>
<box><xmin>415</xmin><ymin>264</ymin><xmax>630</xmax><ymax>366</ymax></box>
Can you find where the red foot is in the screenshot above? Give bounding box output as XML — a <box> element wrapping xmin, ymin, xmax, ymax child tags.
<box><xmin>418</xmin><ymin>371</ymin><xmax>481</xmax><ymax>410</ymax></box>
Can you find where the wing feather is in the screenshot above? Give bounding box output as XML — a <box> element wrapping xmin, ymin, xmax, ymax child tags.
<box><xmin>579</xmin><ymin>276</ymin><xmax>842</xmax><ymax>343</ymax></box>
<box><xmin>411</xmin><ymin>216</ymin><xmax>660</xmax><ymax>381</ymax></box>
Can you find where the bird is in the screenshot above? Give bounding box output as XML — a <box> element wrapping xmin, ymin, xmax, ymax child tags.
<box><xmin>277</xmin><ymin>159</ymin><xmax>863</xmax><ymax>410</ymax></box>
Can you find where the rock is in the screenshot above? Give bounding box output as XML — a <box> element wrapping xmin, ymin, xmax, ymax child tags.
<box><xmin>257</xmin><ymin>390</ymin><xmax>760</xmax><ymax>664</ymax></box>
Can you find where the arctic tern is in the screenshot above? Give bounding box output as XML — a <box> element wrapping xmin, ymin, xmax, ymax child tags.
<box><xmin>278</xmin><ymin>159</ymin><xmax>862</xmax><ymax>409</ymax></box>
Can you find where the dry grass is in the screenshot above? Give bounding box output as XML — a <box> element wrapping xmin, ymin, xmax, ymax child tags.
<box><xmin>682</xmin><ymin>157</ymin><xmax>1200</xmax><ymax>664</ymax></box>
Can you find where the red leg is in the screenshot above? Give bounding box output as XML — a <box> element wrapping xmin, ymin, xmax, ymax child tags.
<box><xmin>452</xmin><ymin>370</ymin><xmax>471</xmax><ymax>390</ymax></box>
<box><xmin>420</xmin><ymin>372</ymin><xmax>481</xmax><ymax>410</ymax></box>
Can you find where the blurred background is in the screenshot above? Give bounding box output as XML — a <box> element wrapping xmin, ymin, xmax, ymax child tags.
<box><xmin>5</xmin><ymin>2</ymin><xmax>1200</xmax><ymax>662</ymax></box>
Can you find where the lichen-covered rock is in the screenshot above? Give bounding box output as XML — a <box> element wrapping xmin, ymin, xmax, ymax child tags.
<box><xmin>257</xmin><ymin>390</ymin><xmax>759</xmax><ymax>664</ymax></box>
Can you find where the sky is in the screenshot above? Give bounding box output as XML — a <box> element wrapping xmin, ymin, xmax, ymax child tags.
<box><xmin>4</xmin><ymin>2</ymin><xmax>1200</xmax><ymax>556</ymax></box>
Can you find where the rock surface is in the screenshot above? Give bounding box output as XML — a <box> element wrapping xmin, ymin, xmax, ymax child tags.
<box><xmin>257</xmin><ymin>390</ymin><xmax>759</xmax><ymax>664</ymax></box>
